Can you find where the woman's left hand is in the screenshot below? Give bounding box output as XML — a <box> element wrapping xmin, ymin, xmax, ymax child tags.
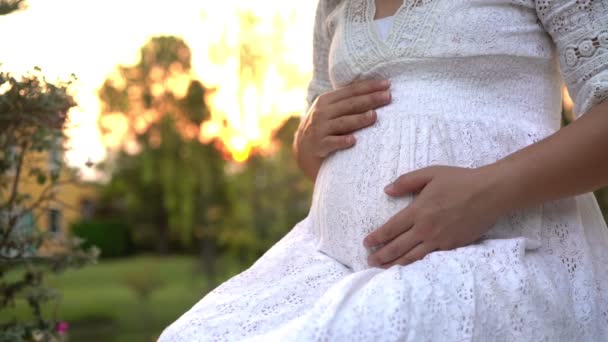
<box><xmin>363</xmin><ymin>165</ymin><xmax>509</xmax><ymax>268</ymax></box>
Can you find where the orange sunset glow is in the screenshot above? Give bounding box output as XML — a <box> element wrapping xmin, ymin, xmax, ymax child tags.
<box><xmin>0</xmin><ymin>0</ymin><xmax>317</xmax><ymax>177</ymax></box>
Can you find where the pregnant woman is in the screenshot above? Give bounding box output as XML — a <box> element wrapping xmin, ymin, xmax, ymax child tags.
<box><xmin>161</xmin><ymin>0</ymin><xmax>608</xmax><ymax>340</ymax></box>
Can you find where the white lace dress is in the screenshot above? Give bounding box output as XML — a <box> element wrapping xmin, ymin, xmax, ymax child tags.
<box><xmin>160</xmin><ymin>0</ymin><xmax>608</xmax><ymax>340</ymax></box>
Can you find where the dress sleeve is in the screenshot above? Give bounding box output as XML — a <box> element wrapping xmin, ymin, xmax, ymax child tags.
<box><xmin>306</xmin><ymin>0</ymin><xmax>336</xmax><ymax>112</ymax></box>
<box><xmin>535</xmin><ymin>0</ymin><xmax>608</xmax><ymax>117</ymax></box>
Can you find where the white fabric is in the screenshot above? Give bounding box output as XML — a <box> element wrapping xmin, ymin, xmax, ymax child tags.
<box><xmin>160</xmin><ymin>0</ymin><xmax>608</xmax><ymax>341</ymax></box>
<box><xmin>374</xmin><ymin>15</ymin><xmax>394</xmax><ymax>41</ymax></box>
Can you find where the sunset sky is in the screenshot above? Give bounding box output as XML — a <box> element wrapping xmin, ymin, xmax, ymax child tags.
<box><xmin>0</xmin><ymin>0</ymin><xmax>316</xmax><ymax>179</ymax></box>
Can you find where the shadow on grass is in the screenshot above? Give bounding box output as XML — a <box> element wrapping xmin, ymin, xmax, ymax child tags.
<box><xmin>68</xmin><ymin>316</ymin><xmax>118</xmax><ymax>341</ymax></box>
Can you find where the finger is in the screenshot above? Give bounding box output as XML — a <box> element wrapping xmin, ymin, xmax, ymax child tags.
<box><xmin>328</xmin><ymin>90</ymin><xmax>391</xmax><ymax>118</ymax></box>
<box><xmin>324</xmin><ymin>79</ymin><xmax>390</xmax><ymax>104</ymax></box>
<box><xmin>318</xmin><ymin>135</ymin><xmax>356</xmax><ymax>157</ymax></box>
<box><xmin>325</xmin><ymin>110</ymin><xmax>377</xmax><ymax>135</ymax></box>
<box><xmin>383</xmin><ymin>242</ymin><xmax>436</xmax><ymax>268</ymax></box>
<box><xmin>384</xmin><ymin>166</ymin><xmax>436</xmax><ymax>196</ymax></box>
<box><xmin>363</xmin><ymin>207</ymin><xmax>415</xmax><ymax>248</ymax></box>
<box><xmin>368</xmin><ymin>226</ymin><xmax>422</xmax><ymax>267</ymax></box>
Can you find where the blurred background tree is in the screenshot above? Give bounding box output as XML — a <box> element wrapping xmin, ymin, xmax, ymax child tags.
<box><xmin>93</xmin><ymin>35</ymin><xmax>313</xmax><ymax>286</ymax></box>
<box><xmin>0</xmin><ymin>0</ymin><xmax>24</xmax><ymax>15</ymax></box>
<box><xmin>217</xmin><ymin>117</ymin><xmax>312</xmax><ymax>274</ymax></box>
<box><xmin>94</xmin><ymin>37</ymin><xmax>229</xmax><ymax>279</ymax></box>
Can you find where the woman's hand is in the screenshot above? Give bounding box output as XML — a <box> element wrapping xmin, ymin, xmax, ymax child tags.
<box><xmin>294</xmin><ymin>79</ymin><xmax>392</xmax><ymax>181</ymax></box>
<box><xmin>363</xmin><ymin>165</ymin><xmax>508</xmax><ymax>268</ymax></box>
<box><xmin>362</xmin><ymin>100</ymin><xmax>608</xmax><ymax>269</ymax></box>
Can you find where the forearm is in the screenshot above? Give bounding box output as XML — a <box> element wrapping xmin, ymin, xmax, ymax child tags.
<box><xmin>484</xmin><ymin>100</ymin><xmax>608</xmax><ymax>213</ymax></box>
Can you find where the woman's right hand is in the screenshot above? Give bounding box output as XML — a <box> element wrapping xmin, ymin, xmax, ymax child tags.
<box><xmin>293</xmin><ymin>79</ymin><xmax>392</xmax><ymax>181</ymax></box>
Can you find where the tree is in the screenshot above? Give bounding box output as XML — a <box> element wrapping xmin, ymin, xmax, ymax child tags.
<box><xmin>216</xmin><ymin>117</ymin><xmax>313</xmax><ymax>274</ymax></box>
<box><xmin>97</xmin><ymin>36</ymin><xmax>228</xmax><ymax>257</ymax></box>
<box><xmin>0</xmin><ymin>0</ymin><xmax>24</xmax><ymax>15</ymax></box>
<box><xmin>0</xmin><ymin>3</ymin><xmax>98</xmax><ymax>340</ymax></box>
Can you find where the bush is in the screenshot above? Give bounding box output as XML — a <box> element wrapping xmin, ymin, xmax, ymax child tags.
<box><xmin>71</xmin><ymin>220</ymin><xmax>134</xmax><ymax>258</ymax></box>
<box><xmin>0</xmin><ymin>66</ymin><xmax>98</xmax><ymax>340</ymax></box>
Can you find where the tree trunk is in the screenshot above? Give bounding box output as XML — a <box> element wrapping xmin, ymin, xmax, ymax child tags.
<box><xmin>199</xmin><ymin>236</ymin><xmax>216</xmax><ymax>291</ymax></box>
<box><xmin>157</xmin><ymin>222</ymin><xmax>169</xmax><ymax>254</ymax></box>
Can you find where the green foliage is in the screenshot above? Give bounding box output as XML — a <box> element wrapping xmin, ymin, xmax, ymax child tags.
<box><xmin>216</xmin><ymin>117</ymin><xmax>313</xmax><ymax>268</ymax></box>
<box><xmin>594</xmin><ymin>188</ymin><xmax>608</xmax><ymax>223</ymax></box>
<box><xmin>0</xmin><ymin>68</ymin><xmax>75</xmax><ymax>179</ymax></box>
<box><xmin>71</xmin><ymin>220</ymin><xmax>133</xmax><ymax>258</ymax></box>
<box><xmin>122</xmin><ymin>268</ymin><xmax>165</xmax><ymax>303</ymax></box>
<box><xmin>0</xmin><ymin>67</ymin><xmax>99</xmax><ymax>338</ymax></box>
<box><xmin>98</xmin><ymin>36</ymin><xmax>227</xmax><ymax>252</ymax></box>
<box><xmin>0</xmin><ymin>7</ymin><xmax>99</xmax><ymax>337</ymax></box>
<box><xmin>0</xmin><ymin>0</ymin><xmax>25</xmax><ymax>16</ymax></box>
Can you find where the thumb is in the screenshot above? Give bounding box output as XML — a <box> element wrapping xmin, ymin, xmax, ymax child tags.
<box><xmin>385</xmin><ymin>166</ymin><xmax>436</xmax><ymax>196</ymax></box>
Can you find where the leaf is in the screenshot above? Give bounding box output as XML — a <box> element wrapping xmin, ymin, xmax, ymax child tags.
<box><xmin>35</xmin><ymin>173</ymin><xmax>46</xmax><ymax>185</ymax></box>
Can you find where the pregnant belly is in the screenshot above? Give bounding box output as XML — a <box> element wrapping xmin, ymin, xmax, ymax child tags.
<box><xmin>307</xmin><ymin>107</ymin><xmax>555</xmax><ymax>271</ymax></box>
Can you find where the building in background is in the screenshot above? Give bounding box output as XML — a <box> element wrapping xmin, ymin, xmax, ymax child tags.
<box><xmin>2</xmin><ymin>137</ymin><xmax>99</xmax><ymax>253</ymax></box>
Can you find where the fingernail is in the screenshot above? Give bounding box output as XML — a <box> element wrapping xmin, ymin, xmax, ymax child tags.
<box><xmin>384</xmin><ymin>91</ymin><xmax>391</xmax><ymax>101</ymax></box>
<box><xmin>368</xmin><ymin>111</ymin><xmax>376</xmax><ymax>119</ymax></box>
<box><xmin>381</xmin><ymin>79</ymin><xmax>390</xmax><ymax>87</ymax></box>
<box><xmin>384</xmin><ymin>183</ymin><xmax>394</xmax><ymax>193</ymax></box>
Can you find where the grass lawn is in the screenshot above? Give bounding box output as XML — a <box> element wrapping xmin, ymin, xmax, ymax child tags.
<box><xmin>1</xmin><ymin>255</ymin><xmax>222</xmax><ymax>341</ymax></box>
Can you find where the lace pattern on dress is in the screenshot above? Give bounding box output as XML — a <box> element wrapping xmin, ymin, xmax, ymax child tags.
<box><xmin>536</xmin><ymin>0</ymin><xmax>608</xmax><ymax>115</ymax></box>
<box><xmin>344</xmin><ymin>0</ymin><xmax>441</xmax><ymax>73</ymax></box>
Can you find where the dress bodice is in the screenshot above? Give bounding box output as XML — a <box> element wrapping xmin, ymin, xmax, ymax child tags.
<box><xmin>308</xmin><ymin>0</ymin><xmax>608</xmax><ymax>118</ymax></box>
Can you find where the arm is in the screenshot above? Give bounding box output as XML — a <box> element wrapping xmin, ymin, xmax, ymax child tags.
<box><xmin>293</xmin><ymin>119</ymin><xmax>324</xmax><ymax>182</ymax></box>
<box><xmin>487</xmin><ymin>100</ymin><xmax>608</xmax><ymax>215</ymax></box>
<box><xmin>491</xmin><ymin>0</ymin><xmax>608</xmax><ymax>211</ymax></box>
<box><xmin>293</xmin><ymin>124</ymin><xmax>322</xmax><ymax>182</ymax></box>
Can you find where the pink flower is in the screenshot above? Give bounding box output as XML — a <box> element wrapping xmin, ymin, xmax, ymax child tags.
<box><xmin>55</xmin><ymin>321</ymin><xmax>69</xmax><ymax>334</ymax></box>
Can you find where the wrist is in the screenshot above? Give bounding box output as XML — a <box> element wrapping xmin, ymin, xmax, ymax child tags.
<box><xmin>292</xmin><ymin>130</ymin><xmax>321</xmax><ymax>182</ymax></box>
<box><xmin>476</xmin><ymin>160</ymin><xmax>523</xmax><ymax>216</ymax></box>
